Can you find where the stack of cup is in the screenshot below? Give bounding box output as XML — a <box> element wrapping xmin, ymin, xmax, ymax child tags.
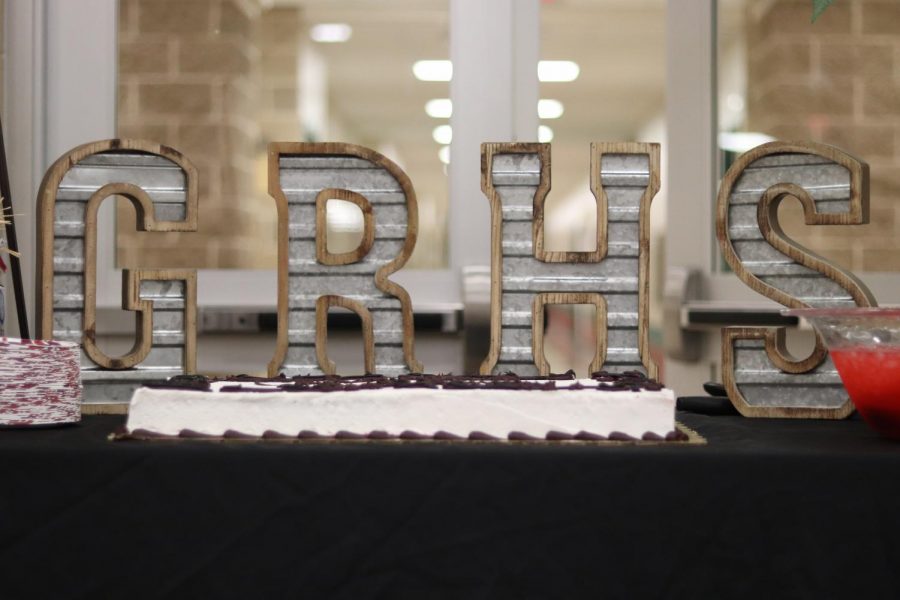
<box><xmin>0</xmin><ymin>337</ymin><xmax>82</xmax><ymax>427</ymax></box>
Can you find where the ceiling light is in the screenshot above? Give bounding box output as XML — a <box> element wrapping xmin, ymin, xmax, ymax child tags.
<box><xmin>538</xmin><ymin>99</ymin><xmax>564</xmax><ymax>119</ymax></box>
<box><xmin>538</xmin><ymin>60</ymin><xmax>580</xmax><ymax>82</ymax></box>
<box><xmin>432</xmin><ymin>125</ymin><xmax>452</xmax><ymax>144</ymax></box>
<box><xmin>718</xmin><ymin>131</ymin><xmax>776</xmax><ymax>154</ymax></box>
<box><xmin>438</xmin><ymin>145</ymin><xmax>450</xmax><ymax>165</ymax></box>
<box><xmin>538</xmin><ymin>125</ymin><xmax>554</xmax><ymax>143</ymax></box>
<box><xmin>414</xmin><ymin>60</ymin><xmax>452</xmax><ymax>82</ymax></box>
<box><xmin>425</xmin><ymin>98</ymin><xmax>453</xmax><ymax>118</ymax></box>
<box><xmin>310</xmin><ymin>23</ymin><xmax>352</xmax><ymax>43</ymax></box>
<box><xmin>413</xmin><ymin>60</ymin><xmax>578</xmax><ymax>83</ymax></box>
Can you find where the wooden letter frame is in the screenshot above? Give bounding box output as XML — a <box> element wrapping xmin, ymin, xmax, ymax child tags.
<box><xmin>480</xmin><ymin>142</ymin><xmax>659</xmax><ymax>378</ymax></box>
<box><xmin>36</xmin><ymin>139</ymin><xmax>198</xmax><ymax>374</ymax></box>
<box><xmin>267</xmin><ymin>142</ymin><xmax>422</xmax><ymax>377</ymax></box>
<box><xmin>716</xmin><ymin>140</ymin><xmax>876</xmax><ymax>419</ymax></box>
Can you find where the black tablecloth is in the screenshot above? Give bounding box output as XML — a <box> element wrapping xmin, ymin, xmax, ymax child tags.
<box><xmin>1</xmin><ymin>413</ymin><xmax>899</xmax><ymax>599</ymax></box>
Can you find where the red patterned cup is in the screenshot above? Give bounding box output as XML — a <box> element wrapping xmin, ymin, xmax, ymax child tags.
<box><xmin>0</xmin><ymin>337</ymin><xmax>82</xmax><ymax>427</ymax></box>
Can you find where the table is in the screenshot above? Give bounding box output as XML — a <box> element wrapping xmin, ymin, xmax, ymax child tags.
<box><xmin>1</xmin><ymin>413</ymin><xmax>899</xmax><ymax>599</ymax></box>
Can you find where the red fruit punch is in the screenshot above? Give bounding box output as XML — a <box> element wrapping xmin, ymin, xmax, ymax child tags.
<box><xmin>831</xmin><ymin>346</ymin><xmax>900</xmax><ymax>440</ymax></box>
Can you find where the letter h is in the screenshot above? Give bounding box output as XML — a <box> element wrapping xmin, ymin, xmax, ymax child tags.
<box><xmin>480</xmin><ymin>142</ymin><xmax>659</xmax><ymax>378</ymax></box>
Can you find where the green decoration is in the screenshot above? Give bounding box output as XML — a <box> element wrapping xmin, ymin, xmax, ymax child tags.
<box><xmin>812</xmin><ymin>0</ymin><xmax>836</xmax><ymax>22</ymax></box>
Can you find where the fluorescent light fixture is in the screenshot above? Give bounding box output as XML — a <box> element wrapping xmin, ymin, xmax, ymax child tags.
<box><xmin>414</xmin><ymin>60</ymin><xmax>578</xmax><ymax>83</ymax></box>
<box><xmin>433</xmin><ymin>124</ymin><xmax>452</xmax><ymax>145</ymax></box>
<box><xmin>718</xmin><ymin>131</ymin><xmax>776</xmax><ymax>154</ymax></box>
<box><xmin>538</xmin><ymin>60</ymin><xmax>580</xmax><ymax>82</ymax></box>
<box><xmin>438</xmin><ymin>145</ymin><xmax>451</xmax><ymax>165</ymax></box>
<box><xmin>425</xmin><ymin>98</ymin><xmax>453</xmax><ymax>118</ymax></box>
<box><xmin>414</xmin><ymin>60</ymin><xmax>452</xmax><ymax>81</ymax></box>
<box><xmin>539</xmin><ymin>125</ymin><xmax>554</xmax><ymax>143</ymax></box>
<box><xmin>538</xmin><ymin>99</ymin><xmax>564</xmax><ymax>119</ymax></box>
<box><xmin>426</xmin><ymin>97</ymin><xmax>564</xmax><ymax>120</ymax></box>
<box><xmin>310</xmin><ymin>23</ymin><xmax>352</xmax><ymax>43</ymax></box>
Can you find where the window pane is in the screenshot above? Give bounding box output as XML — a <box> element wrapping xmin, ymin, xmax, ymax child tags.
<box><xmin>719</xmin><ymin>0</ymin><xmax>900</xmax><ymax>273</ymax></box>
<box><xmin>541</xmin><ymin>0</ymin><xmax>666</xmax><ymax>374</ymax></box>
<box><xmin>541</xmin><ymin>0</ymin><xmax>665</xmax><ymax>254</ymax></box>
<box><xmin>116</xmin><ymin>0</ymin><xmax>449</xmax><ymax>270</ymax></box>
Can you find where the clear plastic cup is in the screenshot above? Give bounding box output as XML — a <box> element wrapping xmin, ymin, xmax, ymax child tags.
<box><xmin>784</xmin><ymin>307</ymin><xmax>900</xmax><ymax>439</ymax></box>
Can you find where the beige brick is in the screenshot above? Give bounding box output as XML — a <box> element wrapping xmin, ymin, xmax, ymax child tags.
<box><xmin>119</xmin><ymin>0</ymin><xmax>279</xmax><ymax>271</ymax></box>
<box><xmin>754</xmin><ymin>80</ymin><xmax>854</xmax><ymax>118</ymax></box>
<box><xmin>117</xmin><ymin>122</ymin><xmax>170</xmax><ymax>145</ymax></box>
<box><xmin>120</xmin><ymin>41</ymin><xmax>170</xmax><ymax>74</ymax></box>
<box><xmin>258</xmin><ymin>7</ymin><xmax>301</xmax><ymax>46</ymax></box>
<box><xmin>870</xmin><ymin>166</ymin><xmax>900</xmax><ymax>198</ymax></box>
<box><xmin>863</xmin><ymin>80</ymin><xmax>900</xmax><ymax>116</ymax></box>
<box><xmin>204</xmin><ymin>207</ymin><xmax>249</xmax><ymax>235</ymax></box>
<box><xmin>196</xmin><ymin>164</ymin><xmax>221</xmax><ymax>200</ymax></box>
<box><xmin>219</xmin><ymin>1</ymin><xmax>252</xmax><ymax>37</ymax></box>
<box><xmin>863</xmin><ymin>248</ymin><xmax>900</xmax><ymax>270</ymax></box>
<box><xmin>179</xmin><ymin>40</ymin><xmax>250</xmax><ymax>75</ymax></box>
<box><xmin>177</xmin><ymin>123</ymin><xmax>226</xmax><ymax>158</ymax></box>
<box><xmin>821</xmin><ymin>208</ymin><xmax>896</xmax><ymax>236</ymax></box>
<box><xmin>825</xmin><ymin>124</ymin><xmax>894</xmax><ymax>158</ymax></box>
<box><xmin>119</xmin><ymin>0</ymin><xmax>138</xmax><ymax>36</ymax></box>
<box><xmin>215</xmin><ymin>239</ymin><xmax>275</xmax><ymax>269</ymax></box>
<box><xmin>260</xmin><ymin>54</ymin><xmax>296</xmax><ymax>81</ymax></box>
<box><xmin>119</xmin><ymin>242</ymin><xmax>207</xmax><ymax>269</ymax></box>
<box><xmin>224</xmin><ymin>122</ymin><xmax>258</xmax><ymax>154</ymax></box>
<box><xmin>140</xmin><ymin>83</ymin><xmax>213</xmax><ymax>115</ymax></box>
<box><xmin>138</xmin><ymin>1</ymin><xmax>211</xmax><ymax>35</ymax></box>
<box><xmin>820</xmin><ymin>42</ymin><xmax>893</xmax><ymax>78</ymax></box>
<box><xmin>222</xmin><ymin>81</ymin><xmax>255</xmax><ymax>118</ymax></box>
<box><xmin>865</xmin><ymin>207</ymin><xmax>896</xmax><ymax>235</ymax></box>
<box><xmin>760</xmin><ymin>0</ymin><xmax>852</xmax><ymax>35</ymax></box>
<box><xmin>861</xmin><ymin>1</ymin><xmax>900</xmax><ymax>34</ymax></box>
<box><xmin>260</xmin><ymin>117</ymin><xmax>302</xmax><ymax>143</ymax></box>
<box><xmin>219</xmin><ymin>165</ymin><xmax>248</xmax><ymax>197</ymax></box>
<box><xmin>117</xmin><ymin>84</ymin><xmax>134</xmax><ymax>118</ymax></box>
<box><xmin>272</xmin><ymin>87</ymin><xmax>296</xmax><ymax>111</ymax></box>
<box><xmin>745</xmin><ymin>123</ymin><xmax>812</xmax><ymax>143</ymax></box>
<box><xmin>816</xmin><ymin>247</ymin><xmax>854</xmax><ymax>270</ymax></box>
<box><xmin>750</xmin><ymin>42</ymin><xmax>812</xmax><ymax>79</ymax></box>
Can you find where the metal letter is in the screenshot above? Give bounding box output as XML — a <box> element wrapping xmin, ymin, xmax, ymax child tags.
<box><xmin>717</xmin><ymin>141</ymin><xmax>875</xmax><ymax>418</ymax></box>
<box><xmin>267</xmin><ymin>143</ymin><xmax>422</xmax><ymax>376</ymax></box>
<box><xmin>480</xmin><ymin>142</ymin><xmax>660</xmax><ymax>377</ymax></box>
<box><xmin>36</xmin><ymin>140</ymin><xmax>198</xmax><ymax>408</ymax></box>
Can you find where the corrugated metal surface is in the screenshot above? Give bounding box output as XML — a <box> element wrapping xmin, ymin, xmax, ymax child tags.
<box><xmin>490</xmin><ymin>150</ymin><xmax>651</xmax><ymax>376</ymax></box>
<box><xmin>277</xmin><ymin>154</ymin><xmax>414</xmax><ymax>376</ymax></box>
<box><xmin>49</xmin><ymin>152</ymin><xmax>192</xmax><ymax>404</ymax></box>
<box><xmin>725</xmin><ymin>151</ymin><xmax>856</xmax><ymax>410</ymax></box>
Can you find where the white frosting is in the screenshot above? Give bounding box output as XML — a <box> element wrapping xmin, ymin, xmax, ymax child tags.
<box><xmin>126</xmin><ymin>379</ymin><xmax>676</xmax><ymax>439</ymax></box>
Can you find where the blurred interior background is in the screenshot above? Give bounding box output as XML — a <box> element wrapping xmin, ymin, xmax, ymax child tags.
<box><xmin>2</xmin><ymin>0</ymin><xmax>900</xmax><ymax>394</ymax></box>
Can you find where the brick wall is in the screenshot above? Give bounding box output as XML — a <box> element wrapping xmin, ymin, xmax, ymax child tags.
<box><xmin>746</xmin><ymin>0</ymin><xmax>900</xmax><ymax>272</ymax></box>
<box><xmin>257</xmin><ymin>7</ymin><xmax>302</xmax><ymax>144</ymax></box>
<box><xmin>117</xmin><ymin>0</ymin><xmax>276</xmax><ymax>269</ymax></box>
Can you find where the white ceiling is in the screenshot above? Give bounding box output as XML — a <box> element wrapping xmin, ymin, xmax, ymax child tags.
<box><xmin>284</xmin><ymin>0</ymin><xmax>668</xmax><ymax>141</ymax></box>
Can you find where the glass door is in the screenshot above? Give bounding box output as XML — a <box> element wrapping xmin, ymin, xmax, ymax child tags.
<box><xmin>663</xmin><ymin>0</ymin><xmax>900</xmax><ymax>395</ymax></box>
